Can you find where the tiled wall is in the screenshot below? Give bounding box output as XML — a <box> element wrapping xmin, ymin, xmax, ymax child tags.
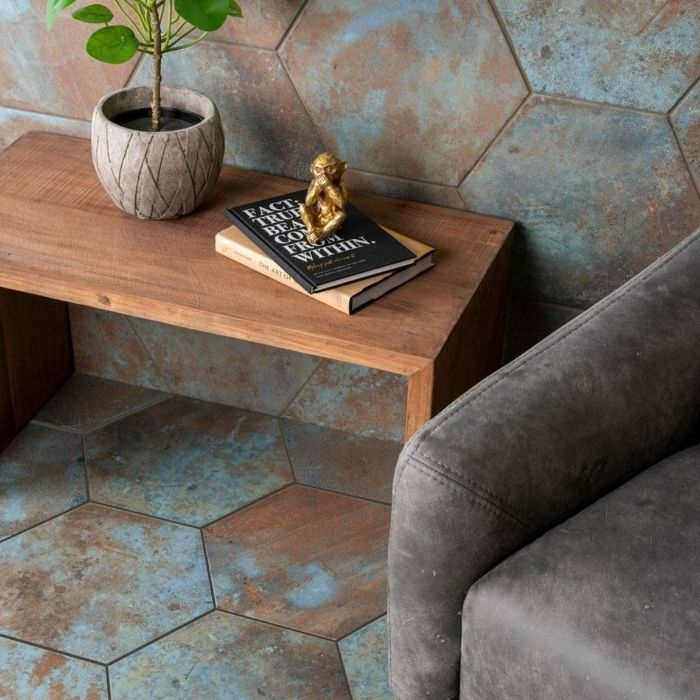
<box><xmin>1</xmin><ymin>1</ymin><xmax>699</xmax><ymax>355</ymax></box>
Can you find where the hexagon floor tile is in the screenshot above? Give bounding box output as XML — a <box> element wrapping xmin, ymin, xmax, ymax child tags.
<box><xmin>339</xmin><ymin>616</ymin><xmax>392</xmax><ymax>700</ymax></box>
<box><xmin>34</xmin><ymin>374</ymin><xmax>169</xmax><ymax>434</ymax></box>
<box><xmin>280</xmin><ymin>419</ymin><xmax>401</xmax><ymax>503</ymax></box>
<box><xmin>0</xmin><ymin>636</ymin><xmax>107</xmax><ymax>700</ymax></box>
<box><xmin>672</xmin><ymin>80</ymin><xmax>700</xmax><ymax>187</ymax></box>
<box><xmin>0</xmin><ymin>424</ymin><xmax>85</xmax><ymax>541</ymax></box>
<box><xmin>204</xmin><ymin>485</ymin><xmax>390</xmax><ymax>639</ymax></box>
<box><xmin>0</xmin><ymin>503</ymin><xmax>212</xmax><ymax>663</ymax></box>
<box><xmin>282</xmin><ymin>360</ymin><xmax>407</xmax><ymax>442</ymax></box>
<box><xmin>109</xmin><ymin>611</ymin><xmax>349</xmax><ymax>699</ymax></box>
<box><xmin>85</xmin><ymin>395</ymin><xmax>293</xmax><ymax>527</ymax></box>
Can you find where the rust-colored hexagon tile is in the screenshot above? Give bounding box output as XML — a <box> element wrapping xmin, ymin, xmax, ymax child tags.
<box><xmin>85</xmin><ymin>396</ymin><xmax>293</xmax><ymax>527</ymax></box>
<box><xmin>339</xmin><ymin>616</ymin><xmax>392</xmax><ymax>700</ymax></box>
<box><xmin>0</xmin><ymin>424</ymin><xmax>85</xmax><ymax>541</ymax></box>
<box><xmin>109</xmin><ymin>611</ymin><xmax>350</xmax><ymax>699</ymax></box>
<box><xmin>0</xmin><ymin>637</ymin><xmax>107</xmax><ymax>700</ymax></box>
<box><xmin>204</xmin><ymin>485</ymin><xmax>390</xmax><ymax>639</ymax></box>
<box><xmin>0</xmin><ymin>503</ymin><xmax>212</xmax><ymax>663</ymax></box>
<box><xmin>281</xmin><ymin>0</ymin><xmax>526</xmax><ymax>184</ymax></box>
<box><xmin>282</xmin><ymin>360</ymin><xmax>407</xmax><ymax>442</ymax></box>
<box><xmin>34</xmin><ymin>374</ymin><xmax>169</xmax><ymax>434</ymax></box>
<box><xmin>280</xmin><ymin>419</ymin><xmax>401</xmax><ymax>503</ymax></box>
<box><xmin>672</xmin><ymin>80</ymin><xmax>700</xmax><ymax>187</ymax></box>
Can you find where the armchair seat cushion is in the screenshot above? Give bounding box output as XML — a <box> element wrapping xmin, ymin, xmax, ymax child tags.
<box><xmin>461</xmin><ymin>443</ymin><xmax>700</xmax><ymax>700</ymax></box>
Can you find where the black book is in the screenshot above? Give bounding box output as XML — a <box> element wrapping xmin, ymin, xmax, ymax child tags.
<box><xmin>225</xmin><ymin>190</ymin><xmax>416</xmax><ymax>293</ymax></box>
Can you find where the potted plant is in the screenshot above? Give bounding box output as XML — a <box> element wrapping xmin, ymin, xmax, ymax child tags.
<box><xmin>47</xmin><ymin>0</ymin><xmax>243</xmax><ymax>219</ymax></box>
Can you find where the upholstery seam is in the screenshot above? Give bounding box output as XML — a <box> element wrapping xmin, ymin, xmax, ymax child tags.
<box><xmin>411</xmin><ymin>230</ymin><xmax>700</xmax><ymax>462</ymax></box>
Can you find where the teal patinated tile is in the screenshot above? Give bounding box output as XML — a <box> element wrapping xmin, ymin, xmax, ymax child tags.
<box><xmin>0</xmin><ymin>2</ymin><xmax>136</xmax><ymax>119</ymax></box>
<box><xmin>0</xmin><ymin>107</ymin><xmax>90</xmax><ymax>152</ymax></box>
<box><xmin>282</xmin><ymin>361</ymin><xmax>407</xmax><ymax>442</ymax></box>
<box><xmin>0</xmin><ymin>424</ymin><xmax>85</xmax><ymax>541</ymax></box>
<box><xmin>129</xmin><ymin>317</ymin><xmax>321</xmax><ymax>417</ymax></box>
<box><xmin>69</xmin><ymin>306</ymin><xmax>166</xmax><ymax>390</ymax></box>
<box><xmin>34</xmin><ymin>374</ymin><xmax>169</xmax><ymax>434</ymax></box>
<box><xmin>131</xmin><ymin>41</ymin><xmax>325</xmax><ymax>178</ymax></box>
<box><xmin>0</xmin><ymin>503</ymin><xmax>212</xmax><ymax>663</ymax></box>
<box><xmin>281</xmin><ymin>0</ymin><xmax>527</xmax><ymax>184</ymax></box>
<box><xmin>280</xmin><ymin>419</ymin><xmax>401</xmax><ymax>503</ymax></box>
<box><xmin>0</xmin><ymin>637</ymin><xmax>107</xmax><ymax>700</ymax></box>
<box><xmin>85</xmin><ymin>396</ymin><xmax>293</xmax><ymax>526</ymax></box>
<box><xmin>339</xmin><ymin>616</ymin><xmax>392</xmax><ymax>700</ymax></box>
<box><xmin>204</xmin><ymin>485</ymin><xmax>390</xmax><ymax>639</ymax></box>
<box><xmin>460</xmin><ymin>96</ymin><xmax>700</xmax><ymax>307</ymax></box>
<box><xmin>494</xmin><ymin>0</ymin><xmax>699</xmax><ymax>112</ymax></box>
<box><xmin>110</xmin><ymin>611</ymin><xmax>350</xmax><ymax>699</ymax></box>
<box><xmin>672</xmin><ymin>80</ymin><xmax>700</xmax><ymax>187</ymax></box>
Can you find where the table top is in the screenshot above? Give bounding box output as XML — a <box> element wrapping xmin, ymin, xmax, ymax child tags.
<box><xmin>0</xmin><ymin>132</ymin><xmax>513</xmax><ymax>375</ymax></box>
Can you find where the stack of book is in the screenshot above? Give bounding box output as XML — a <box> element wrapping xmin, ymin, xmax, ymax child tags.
<box><xmin>216</xmin><ymin>190</ymin><xmax>434</xmax><ymax>314</ymax></box>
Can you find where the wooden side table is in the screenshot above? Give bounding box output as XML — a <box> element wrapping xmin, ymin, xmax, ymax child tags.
<box><xmin>0</xmin><ymin>133</ymin><xmax>513</xmax><ymax>448</ymax></box>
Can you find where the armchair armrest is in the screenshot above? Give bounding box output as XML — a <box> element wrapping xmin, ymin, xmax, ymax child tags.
<box><xmin>388</xmin><ymin>229</ymin><xmax>700</xmax><ymax>700</ymax></box>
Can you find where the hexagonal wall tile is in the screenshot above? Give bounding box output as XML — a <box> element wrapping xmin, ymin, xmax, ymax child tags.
<box><xmin>282</xmin><ymin>360</ymin><xmax>407</xmax><ymax>442</ymax></box>
<box><xmin>85</xmin><ymin>396</ymin><xmax>293</xmax><ymax>527</ymax></box>
<box><xmin>0</xmin><ymin>107</ymin><xmax>90</xmax><ymax>153</ymax></box>
<box><xmin>460</xmin><ymin>96</ymin><xmax>700</xmax><ymax>307</ymax></box>
<box><xmin>493</xmin><ymin>0</ymin><xmax>700</xmax><ymax>112</ymax></box>
<box><xmin>213</xmin><ymin>0</ymin><xmax>306</xmax><ymax>50</ymax></box>
<box><xmin>0</xmin><ymin>424</ymin><xmax>85</xmax><ymax>541</ymax></box>
<box><xmin>0</xmin><ymin>637</ymin><xmax>107</xmax><ymax>699</ymax></box>
<box><xmin>339</xmin><ymin>616</ymin><xmax>392</xmax><ymax>700</ymax></box>
<box><xmin>280</xmin><ymin>419</ymin><xmax>401</xmax><ymax>503</ymax></box>
<box><xmin>281</xmin><ymin>0</ymin><xmax>527</xmax><ymax>185</ymax></box>
<box><xmin>204</xmin><ymin>485</ymin><xmax>390</xmax><ymax>639</ymax></box>
<box><xmin>34</xmin><ymin>374</ymin><xmax>169</xmax><ymax>434</ymax></box>
<box><xmin>0</xmin><ymin>0</ymin><xmax>136</xmax><ymax>119</ymax></box>
<box><xmin>0</xmin><ymin>503</ymin><xmax>212</xmax><ymax>663</ymax></box>
<box><xmin>130</xmin><ymin>42</ymin><xmax>325</xmax><ymax>179</ymax></box>
<box><xmin>672</xmin><ymin>80</ymin><xmax>700</xmax><ymax>187</ymax></box>
<box><xmin>110</xmin><ymin>611</ymin><xmax>349</xmax><ymax>699</ymax></box>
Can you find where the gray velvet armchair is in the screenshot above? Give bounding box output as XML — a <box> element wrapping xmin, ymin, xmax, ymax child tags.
<box><xmin>388</xmin><ymin>228</ymin><xmax>700</xmax><ymax>699</ymax></box>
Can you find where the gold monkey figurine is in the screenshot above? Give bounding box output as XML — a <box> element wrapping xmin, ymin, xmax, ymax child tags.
<box><xmin>300</xmin><ymin>152</ymin><xmax>348</xmax><ymax>244</ymax></box>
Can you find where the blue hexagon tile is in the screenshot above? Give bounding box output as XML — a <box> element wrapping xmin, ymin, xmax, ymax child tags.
<box><xmin>493</xmin><ymin>0</ymin><xmax>700</xmax><ymax>112</ymax></box>
<box><xmin>672</xmin><ymin>80</ymin><xmax>700</xmax><ymax>187</ymax></box>
<box><xmin>280</xmin><ymin>419</ymin><xmax>401</xmax><ymax>503</ymax></box>
<box><xmin>282</xmin><ymin>360</ymin><xmax>407</xmax><ymax>442</ymax></box>
<box><xmin>0</xmin><ymin>503</ymin><xmax>212</xmax><ymax>663</ymax></box>
<box><xmin>110</xmin><ymin>611</ymin><xmax>350</xmax><ymax>699</ymax></box>
<box><xmin>339</xmin><ymin>616</ymin><xmax>392</xmax><ymax>700</ymax></box>
<box><xmin>204</xmin><ymin>485</ymin><xmax>390</xmax><ymax>639</ymax></box>
<box><xmin>131</xmin><ymin>41</ymin><xmax>326</xmax><ymax>179</ymax></box>
<box><xmin>0</xmin><ymin>637</ymin><xmax>107</xmax><ymax>700</ymax></box>
<box><xmin>281</xmin><ymin>0</ymin><xmax>527</xmax><ymax>184</ymax></box>
<box><xmin>129</xmin><ymin>316</ymin><xmax>321</xmax><ymax>417</ymax></box>
<box><xmin>85</xmin><ymin>396</ymin><xmax>293</xmax><ymax>527</ymax></box>
<box><xmin>34</xmin><ymin>374</ymin><xmax>169</xmax><ymax>434</ymax></box>
<box><xmin>460</xmin><ymin>96</ymin><xmax>700</xmax><ymax>306</ymax></box>
<box><xmin>0</xmin><ymin>424</ymin><xmax>85</xmax><ymax>541</ymax></box>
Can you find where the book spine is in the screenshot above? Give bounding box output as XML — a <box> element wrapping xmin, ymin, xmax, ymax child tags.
<box><xmin>224</xmin><ymin>210</ymin><xmax>316</xmax><ymax>293</ymax></box>
<box><xmin>215</xmin><ymin>235</ymin><xmax>351</xmax><ymax>314</ymax></box>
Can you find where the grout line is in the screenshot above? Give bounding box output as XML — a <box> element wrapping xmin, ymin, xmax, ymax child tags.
<box><xmin>0</xmin><ymin>632</ymin><xmax>106</xmax><ymax>668</ymax></box>
<box><xmin>106</xmin><ymin>609</ymin><xmax>215</xmax><ymax>667</ymax></box>
<box><xmin>276</xmin><ymin>357</ymin><xmax>323</xmax><ymax>418</ymax></box>
<box><xmin>486</xmin><ymin>0</ymin><xmax>533</xmax><ymax>93</ymax></box>
<box><xmin>82</xmin><ymin>433</ymin><xmax>91</xmax><ymax>501</ymax></box>
<box><xmin>203</xmin><ymin>35</ymin><xmax>277</xmax><ymax>53</ymax></box>
<box><xmin>30</xmin><ymin>419</ymin><xmax>82</xmax><ymax>435</ymax></box>
<box><xmin>123</xmin><ymin>315</ymin><xmax>172</xmax><ymax>393</ymax></box>
<box><xmin>278</xmin><ymin>417</ymin><xmax>300</xmax><ymax>485</ymax></box>
<box><xmin>0</xmin><ymin>502</ymin><xmax>87</xmax><ymax>545</ymax></box>
<box><xmin>0</xmin><ymin>102</ymin><xmax>91</xmax><ymax>126</ymax></box>
<box><xmin>337</xmin><ymin>611</ymin><xmax>387</xmax><ymax>641</ymax></box>
<box><xmin>668</xmin><ymin>113</ymin><xmax>700</xmax><ymax>199</ymax></box>
<box><xmin>199</xmin><ymin>483</ymin><xmax>295</xmax><ymax>530</ymax></box>
<box><xmin>89</xmin><ymin>500</ymin><xmax>203</xmax><ymax>530</ymax></box>
<box><xmin>296</xmin><ymin>482</ymin><xmax>391</xmax><ymax>508</ymax></box>
<box><xmin>216</xmin><ymin>608</ymin><xmax>340</xmax><ymax>643</ymax></box>
<box><xmin>668</xmin><ymin>75</ymin><xmax>698</xmax><ymax>116</ymax></box>
<box><xmin>105</xmin><ymin>665</ymin><xmax>113</xmax><ymax>700</ymax></box>
<box><xmin>530</xmin><ymin>90</ymin><xmax>668</xmax><ymax>117</ymax></box>
<box><xmin>276</xmin><ymin>0</ymin><xmax>312</xmax><ymax>53</ymax></box>
<box><xmin>199</xmin><ymin>529</ymin><xmax>218</xmax><ymax>607</ymax></box>
<box><xmin>336</xmin><ymin>639</ymin><xmax>355</xmax><ymax>699</ymax></box>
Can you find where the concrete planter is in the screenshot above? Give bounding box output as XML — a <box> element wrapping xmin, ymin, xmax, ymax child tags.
<box><xmin>91</xmin><ymin>86</ymin><xmax>225</xmax><ymax>219</ymax></box>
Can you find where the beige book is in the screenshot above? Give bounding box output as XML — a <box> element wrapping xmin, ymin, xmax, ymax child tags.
<box><xmin>215</xmin><ymin>225</ymin><xmax>434</xmax><ymax>314</ymax></box>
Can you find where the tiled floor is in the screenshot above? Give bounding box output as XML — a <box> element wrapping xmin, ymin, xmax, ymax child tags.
<box><xmin>0</xmin><ymin>374</ymin><xmax>401</xmax><ymax>699</ymax></box>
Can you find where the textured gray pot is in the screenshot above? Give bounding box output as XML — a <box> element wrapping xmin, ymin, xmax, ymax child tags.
<box><xmin>91</xmin><ymin>86</ymin><xmax>225</xmax><ymax>219</ymax></box>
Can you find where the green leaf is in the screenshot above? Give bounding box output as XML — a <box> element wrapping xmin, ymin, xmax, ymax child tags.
<box><xmin>72</xmin><ymin>4</ymin><xmax>113</xmax><ymax>23</ymax></box>
<box><xmin>228</xmin><ymin>0</ymin><xmax>243</xmax><ymax>18</ymax></box>
<box><xmin>174</xmin><ymin>0</ymin><xmax>229</xmax><ymax>32</ymax></box>
<box><xmin>86</xmin><ymin>25</ymin><xmax>139</xmax><ymax>64</ymax></box>
<box><xmin>46</xmin><ymin>0</ymin><xmax>77</xmax><ymax>29</ymax></box>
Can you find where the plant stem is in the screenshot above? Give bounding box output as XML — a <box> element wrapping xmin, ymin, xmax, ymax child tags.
<box><xmin>149</xmin><ymin>1</ymin><xmax>161</xmax><ymax>131</ymax></box>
